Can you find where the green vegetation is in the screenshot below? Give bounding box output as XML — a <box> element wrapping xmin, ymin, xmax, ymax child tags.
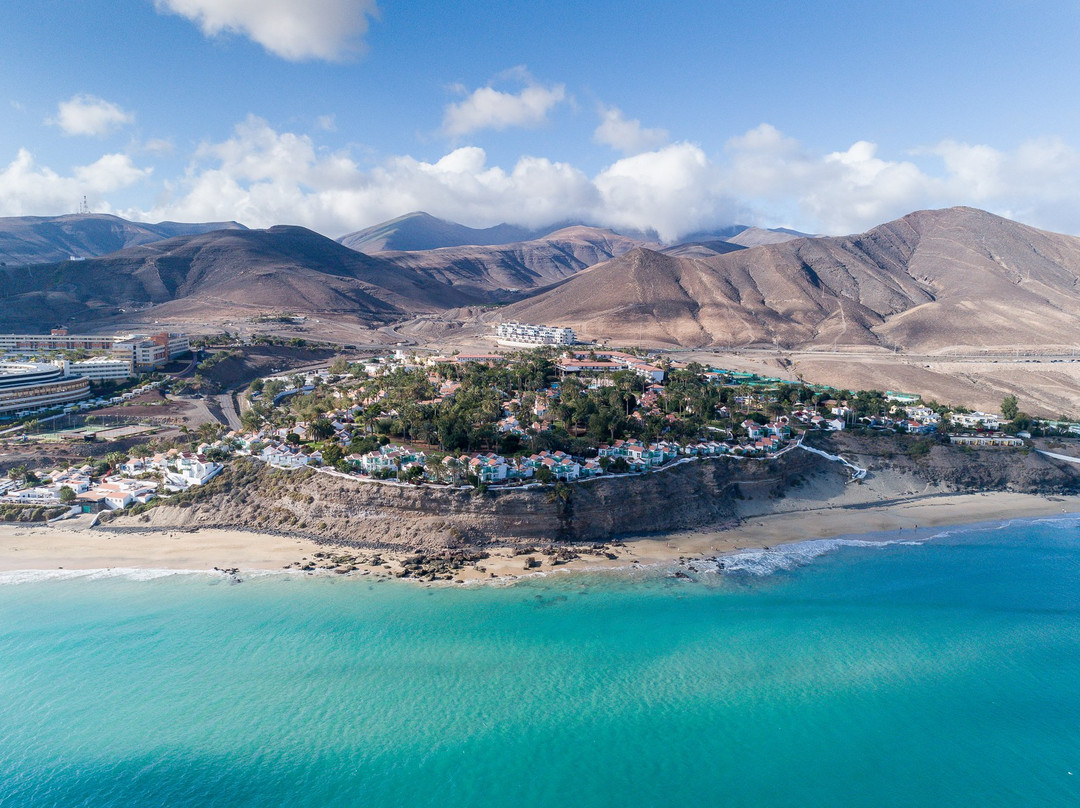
<box><xmin>240</xmin><ymin>349</ymin><xmax>912</xmax><ymax>463</ymax></box>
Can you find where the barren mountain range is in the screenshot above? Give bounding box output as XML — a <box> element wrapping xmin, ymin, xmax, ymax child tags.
<box><xmin>0</xmin><ymin>226</ymin><xmax>478</xmax><ymax>330</ymax></box>
<box><xmin>0</xmin><ymin>213</ymin><xmax>245</xmax><ymax>266</ymax></box>
<box><xmin>498</xmin><ymin>207</ymin><xmax>1080</xmax><ymax>353</ymax></box>
<box><xmin>337</xmin><ymin>211</ymin><xmax>540</xmax><ymax>253</ymax></box>
<box><xmin>375</xmin><ymin>225</ymin><xmax>651</xmax><ymax>295</ymax></box>
<box><xmin>0</xmin><ymin>221</ymin><xmax>651</xmax><ymax>330</ymax></box>
<box><xmin>1</xmin><ymin>207</ymin><xmax>1079</xmax><ymax>361</ymax></box>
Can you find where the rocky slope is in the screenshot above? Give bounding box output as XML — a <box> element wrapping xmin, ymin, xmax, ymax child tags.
<box><xmin>817</xmin><ymin>432</ymin><xmax>1080</xmax><ymax>493</ymax></box>
<box><xmin>0</xmin><ymin>213</ymin><xmax>245</xmax><ymax>266</ymax></box>
<box><xmin>110</xmin><ymin>452</ymin><xmax>827</xmax><ymax>548</ymax></box>
<box><xmin>0</xmin><ymin>225</ymin><xmax>482</xmax><ymax>330</ymax></box>
<box><xmin>338</xmin><ymin>211</ymin><xmax>539</xmax><ymax>253</ymax></box>
<box><xmin>376</xmin><ymin>225</ymin><xmax>650</xmax><ymax>298</ymax></box>
<box><xmin>496</xmin><ymin>207</ymin><xmax>1080</xmax><ymax>352</ymax></box>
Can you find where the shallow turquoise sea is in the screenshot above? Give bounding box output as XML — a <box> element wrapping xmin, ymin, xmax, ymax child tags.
<box><xmin>1</xmin><ymin>518</ymin><xmax>1079</xmax><ymax>807</ymax></box>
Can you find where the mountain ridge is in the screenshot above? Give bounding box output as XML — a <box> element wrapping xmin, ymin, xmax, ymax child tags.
<box><xmin>0</xmin><ymin>213</ymin><xmax>247</xmax><ymax>266</ymax></box>
<box><xmin>0</xmin><ymin>225</ymin><xmax>481</xmax><ymax>330</ymax></box>
<box><xmin>494</xmin><ymin>207</ymin><xmax>1080</xmax><ymax>352</ymax></box>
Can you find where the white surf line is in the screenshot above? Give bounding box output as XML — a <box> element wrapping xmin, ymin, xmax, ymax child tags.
<box><xmin>795</xmin><ymin>440</ymin><xmax>868</xmax><ymax>481</ymax></box>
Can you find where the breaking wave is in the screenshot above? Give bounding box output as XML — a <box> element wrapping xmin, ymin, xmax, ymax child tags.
<box><xmin>711</xmin><ymin>537</ymin><xmax>922</xmax><ymax>576</ymax></box>
<box><xmin>0</xmin><ymin>568</ymin><xmax>206</xmax><ymax>585</ymax></box>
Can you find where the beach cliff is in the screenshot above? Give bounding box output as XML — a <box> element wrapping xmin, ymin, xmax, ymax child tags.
<box><xmin>102</xmin><ymin>433</ymin><xmax>1080</xmax><ymax>550</ymax></box>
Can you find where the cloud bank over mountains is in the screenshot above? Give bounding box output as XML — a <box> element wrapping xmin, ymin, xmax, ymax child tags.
<box><xmin>6</xmin><ymin>108</ymin><xmax>1080</xmax><ymax>241</ymax></box>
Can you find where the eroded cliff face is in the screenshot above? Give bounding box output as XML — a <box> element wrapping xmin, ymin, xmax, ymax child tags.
<box><xmin>104</xmin><ymin>436</ymin><xmax>1080</xmax><ymax>550</ymax></box>
<box><xmin>108</xmin><ymin>452</ymin><xmax>828</xmax><ymax>549</ymax></box>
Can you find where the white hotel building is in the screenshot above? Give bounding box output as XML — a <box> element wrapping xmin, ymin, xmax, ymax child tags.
<box><xmin>0</xmin><ymin>362</ymin><xmax>90</xmax><ymax>416</ymax></box>
<box><xmin>495</xmin><ymin>322</ymin><xmax>575</xmax><ymax>347</ymax></box>
<box><xmin>66</xmin><ymin>357</ymin><xmax>134</xmax><ymax>381</ymax></box>
<box><xmin>0</xmin><ymin>330</ymin><xmax>189</xmax><ymax>371</ymax></box>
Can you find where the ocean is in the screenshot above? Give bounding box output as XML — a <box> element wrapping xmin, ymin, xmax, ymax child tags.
<box><xmin>1</xmin><ymin>518</ymin><xmax>1078</xmax><ymax>807</ymax></box>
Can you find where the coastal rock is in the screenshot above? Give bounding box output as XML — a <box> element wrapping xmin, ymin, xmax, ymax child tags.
<box><xmin>102</xmin><ymin>438</ymin><xmax>1080</xmax><ymax>552</ymax></box>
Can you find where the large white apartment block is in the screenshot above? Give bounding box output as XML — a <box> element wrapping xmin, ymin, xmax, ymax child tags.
<box><xmin>66</xmin><ymin>357</ymin><xmax>134</xmax><ymax>381</ymax></box>
<box><xmin>495</xmin><ymin>322</ymin><xmax>575</xmax><ymax>346</ymax></box>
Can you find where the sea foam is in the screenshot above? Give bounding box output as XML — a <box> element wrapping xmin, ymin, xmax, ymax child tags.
<box><xmin>712</xmin><ymin>536</ymin><xmax>921</xmax><ymax>576</ymax></box>
<box><xmin>0</xmin><ymin>568</ymin><xmax>206</xmax><ymax>585</ymax></box>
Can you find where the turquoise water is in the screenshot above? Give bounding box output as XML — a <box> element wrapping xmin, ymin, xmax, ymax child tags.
<box><xmin>1</xmin><ymin>520</ymin><xmax>1079</xmax><ymax>807</ymax></box>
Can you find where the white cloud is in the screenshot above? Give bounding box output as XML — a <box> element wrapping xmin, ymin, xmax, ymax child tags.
<box><xmin>0</xmin><ymin>149</ymin><xmax>148</xmax><ymax>216</ymax></box>
<box><xmin>594</xmin><ymin>143</ymin><xmax>736</xmax><ymax>240</ymax></box>
<box><xmin>154</xmin><ymin>0</ymin><xmax>379</xmax><ymax>61</ymax></box>
<box><xmin>593</xmin><ymin>105</ymin><xmax>668</xmax><ymax>155</ymax></box>
<box><xmin>49</xmin><ymin>95</ymin><xmax>135</xmax><ymax>137</ymax></box>
<box><xmin>443</xmin><ymin>68</ymin><xmax>566</xmax><ymax>136</ymax></box>
<box><xmin>722</xmin><ymin>124</ymin><xmax>1080</xmax><ymax>234</ymax></box>
<box><xmin>115</xmin><ymin>117</ymin><xmax>1080</xmax><ymax>241</ymax></box>
<box><xmin>74</xmin><ymin>154</ymin><xmax>152</xmax><ymax>192</ymax></box>
<box><xmin>139</xmin><ymin>138</ymin><xmax>176</xmax><ymax>155</ymax></box>
<box><xmin>130</xmin><ymin>116</ymin><xmax>596</xmax><ymax>234</ymax></box>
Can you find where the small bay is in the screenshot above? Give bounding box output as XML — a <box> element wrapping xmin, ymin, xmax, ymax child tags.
<box><xmin>1</xmin><ymin>518</ymin><xmax>1078</xmax><ymax>807</ymax></box>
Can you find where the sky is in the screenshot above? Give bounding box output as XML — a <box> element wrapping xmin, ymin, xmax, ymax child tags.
<box><xmin>3</xmin><ymin>0</ymin><xmax>1080</xmax><ymax>240</ymax></box>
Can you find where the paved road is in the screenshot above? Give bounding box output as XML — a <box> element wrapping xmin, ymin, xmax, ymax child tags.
<box><xmin>216</xmin><ymin>392</ymin><xmax>243</xmax><ymax>431</ymax></box>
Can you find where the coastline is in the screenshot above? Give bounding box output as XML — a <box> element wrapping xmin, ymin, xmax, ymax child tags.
<box><xmin>2</xmin><ymin>490</ymin><xmax>1079</xmax><ymax>583</ymax></box>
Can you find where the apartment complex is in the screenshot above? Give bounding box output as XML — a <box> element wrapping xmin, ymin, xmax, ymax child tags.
<box><xmin>494</xmin><ymin>322</ymin><xmax>575</xmax><ymax>347</ymax></box>
<box><xmin>66</xmin><ymin>357</ymin><xmax>134</xmax><ymax>381</ymax></box>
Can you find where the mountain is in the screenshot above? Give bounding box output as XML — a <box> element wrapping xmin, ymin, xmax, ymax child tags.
<box><xmin>0</xmin><ymin>213</ymin><xmax>247</xmax><ymax>266</ymax></box>
<box><xmin>660</xmin><ymin>240</ymin><xmax>746</xmax><ymax>259</ymax></box>
<box><xmin>0</xmin><ymin>222</ymin><xmax>649</xmax><ymax>331</ymax></box>
<box><xmin>0</xmin><ymin>226</ymin><xmax>480</xmax><ymax>330</ymax></box>
<box><xmin>725</xmin><ymin>226</ymin><xmax>811</xmax><ymax>247</ymax></box>
<box><xmin>338</xmin><ymin>212</ymin><xmax>540</xmax><ymax>253</ymax></box>
<box><xmin>494</xmin><ymin>207</ymin><xmax>1080</xmax><ymax>352</ymax></box>
<box><xmin>676</xmin><ymin>224</ymin><xmax>812</xmax><ymax>248</ymax></box>
<box><xmin>376</xmin><ymin>226</ymin><xmax>652</xmax><ymax>296</ymax></box>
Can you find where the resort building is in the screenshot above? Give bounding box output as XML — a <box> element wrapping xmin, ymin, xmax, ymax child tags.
<box><xmin>495</xmin><ymin>322</ymin><xmax>576</xmax><ymax>347</ymax></box>
<box><xmin>66</xmin><ymin>357</ymin><xmax>134</xmax><ymax>381</ymax></box>
<box><xmin>0</xmin><ymin>361</ymin><xmax>90</xmax><ymax>416</ymax></box>
<box><xmin>949</xmin><ymin>434</ymin><xmax>1024</xmax><ymax>447</ymax></box>
<box><xmin>950</xmin><ymin>412</ymin><xmax>1003</xmax><ymax>430</ymax></box>
<box><xmin>555</xmin><ymin>351</ymin><xmax>665</xmax><ymax>383</ymax></box>
<box><xmin>0</xmin><ymin>329</ymin><xmax>189</xmax><ymax>370</ymax></box>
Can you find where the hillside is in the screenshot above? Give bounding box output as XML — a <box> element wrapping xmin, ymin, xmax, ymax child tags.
<box><xmin>496</xmin><ymin>207</ymin><xmax>1080</xmax><ymax>352</ymax></box>
<box><xmin>661</xmin><ymin>240</ymin><xmax>746</xmax><ymax>259</ymax></box>
<box><xmin>0</xmin><ymin>226</ymin><xmax>480</xmax><ymax>330</ymax></box>
<box><xmin>0</xmin><ymin>213</ymin><xmax>246</xmax><ymax>266</ymax></box>
<box><xmin>725</xmin><ymin>226</ymin><xmax>810</xmax><ymax>247</ymax></box>
<box><xmin>338</xmin><ymin>211</ymin><xmax>539</xmax><ymax>253</ymax></box>
<box><xmin>376</xmin><ymin>225</ymin><xmax>651</xmax><ymax>296</ymax></box>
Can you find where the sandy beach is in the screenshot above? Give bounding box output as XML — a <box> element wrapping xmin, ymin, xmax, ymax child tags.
<box><xmin>2</xmin><ymin>491</ymin><xmax>1079</xmax><ymax>583</ymax></box>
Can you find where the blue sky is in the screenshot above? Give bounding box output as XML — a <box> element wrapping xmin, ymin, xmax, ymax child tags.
<box><xmin>3</xmin><ymin>0</ymin><xmax>1080</xmax><ymax>239</ymax></box>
